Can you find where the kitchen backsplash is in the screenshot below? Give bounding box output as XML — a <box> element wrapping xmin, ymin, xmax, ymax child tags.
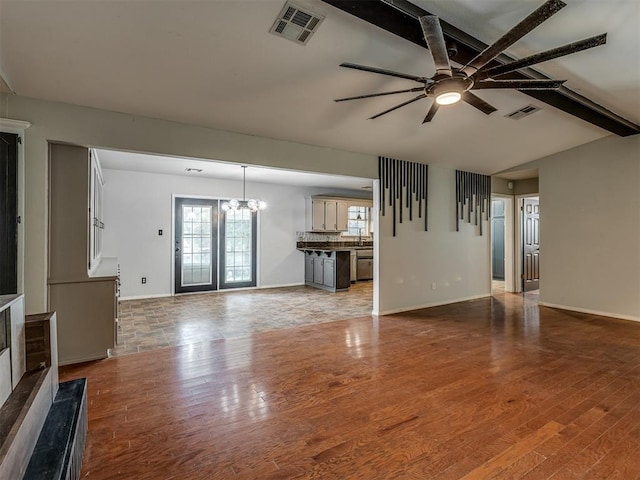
<box><xmin>296</xmin><ymin>231</ymin><xmax>372</xmax><ymax>242</ymax></box>
<box><xmin>296</xmin><ymin>231</ymin><xmax>341</xmax><ymax>242</ymax></box>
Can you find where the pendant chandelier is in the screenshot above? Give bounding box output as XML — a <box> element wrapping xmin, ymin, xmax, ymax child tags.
<box><xmin>221</xmin><ymin>165</ymin><xmax>267</xmax><ymax>212</ymax></box>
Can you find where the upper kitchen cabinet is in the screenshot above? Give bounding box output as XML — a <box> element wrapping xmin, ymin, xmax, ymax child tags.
<box><xmin>307</xmin><ymin>197</ymin><xmax>348</xmax><ymax>232</ymax></box>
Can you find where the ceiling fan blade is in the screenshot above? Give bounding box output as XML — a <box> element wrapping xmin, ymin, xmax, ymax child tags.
<box><xmin>473</xmin><ymin>79</ymin><xmax>565</xmax><ymax>90</ymax></box>
<box><xmin>422</xmin><ymin>102</ymin><xmax>440</xmax><ymax>123</ymax></box>
<box><xmin>460</xmin><ymin>0</ymin><xmax>567</xmax><ymax>77</ymax></box>
<box><xmin>479</xmin><ymin>33</ymin><xmax>607</xmax><ymax>79</ymax></box>
<box><xmin>335</xmin><ymin>87</ymin><xmax>425</xmax><ymax>102</ymax></box>
<box><xmin>340</xmin><ymin>62</ymin><xmax>428</xmax><ymax>83</ymax></box>
<box><xmin>419</xmin><ymin>16</ymin><xmax>452</xmax><ymax>77</ymax></box>
<box><xmin>462</xmin><ymin>92</ymin><xmax>497</xmax><ymax>115</ymax></box>
<box><xmin>369</xmin><ymin>93</ymin><xmax>427</xmax><ymax>120</ymax></box>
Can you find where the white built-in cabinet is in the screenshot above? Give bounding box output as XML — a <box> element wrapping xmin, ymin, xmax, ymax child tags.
<box><xmin>308</xmin><ymin>197</ymin><xmax>348</xmax><ymax>232</ymax></box>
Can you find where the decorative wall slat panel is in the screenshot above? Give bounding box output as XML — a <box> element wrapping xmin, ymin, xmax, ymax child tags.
<box><xmin>378</xmin><ymin>157</ymin><xmax>428</xmax><ymax>237</ymax></box>
<box><xmin>455</xmin><ymin>170</ymin><xmax>491</xmax><ymax>235</ymax></box>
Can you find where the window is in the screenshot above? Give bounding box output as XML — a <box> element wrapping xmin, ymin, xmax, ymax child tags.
<box><xmin>220</xmin><ymin>208</ymin><xmax>257</xmax><ymax>288</ymax></box>
<box><xmin>346</xmin><ymin>206</ymin><xmax>368</xmax><ymax>236</ymax></box>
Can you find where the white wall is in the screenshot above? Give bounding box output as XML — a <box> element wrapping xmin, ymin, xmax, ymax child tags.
<box><xmin>102</xmin><ymin>168</ymin><xmax>349</xmax><ymax>298</ymax></box>
<box><xmin>374</xmin><ymin>165</ymin><xmax>491</xmax><ymax>315</ymax></box>
<box><xmin>538</xmin><ymin>135</ymin><xmax>640</xmax><ymax>320</ymax></box>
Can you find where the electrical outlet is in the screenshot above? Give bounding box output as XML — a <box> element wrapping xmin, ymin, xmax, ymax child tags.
<box><xmin>431</xmin><ymin>282</ymin><xmax>437</xmax><ymax>290</ymax></box>
<box><xmin>141</xmin><ymin>277</ymin><xmax>147</xmax><ymax>284</ymax></box>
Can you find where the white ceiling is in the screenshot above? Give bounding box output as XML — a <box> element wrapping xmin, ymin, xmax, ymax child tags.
<box><xmin>95</xmin><ymin>148</ymin><xmax>374</xmax><ymax>191</ymax></box>
<box><xmin>1</xmin><ymin>0</ymin><xmax>638</xmax><ymax>175</ymax></box>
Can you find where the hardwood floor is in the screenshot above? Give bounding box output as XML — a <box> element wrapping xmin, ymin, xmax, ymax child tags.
<box><xmin>60</xmin><ymin>293</ymin><xmax>640</xmax><ymax>479</ymax></box>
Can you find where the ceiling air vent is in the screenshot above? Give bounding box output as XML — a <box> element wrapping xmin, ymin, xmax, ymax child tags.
<box><xmin>270</xmin><ymin>2</ymin><xmax>325</xmax><ymax>45</ymax></box>
<box><xmin>505</xmin><ymin>104</ymin><xmax>541</xmax><ymax>120</ymax></box>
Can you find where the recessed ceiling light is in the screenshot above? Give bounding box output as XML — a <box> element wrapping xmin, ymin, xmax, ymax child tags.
<box><xmin>185</xmin><ymin>168</ymin><xmax>203</xmax><ymax>173</ymax></box>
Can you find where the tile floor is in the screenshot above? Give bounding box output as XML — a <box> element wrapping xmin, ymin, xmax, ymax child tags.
<box><xmin>112</xmin><ymin>282</ymin><xmax>373</xmax><ymax>356</ymax></box>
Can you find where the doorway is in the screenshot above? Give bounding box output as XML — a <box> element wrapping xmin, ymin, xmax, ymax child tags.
<box><xmin>490</xmin><ymin>194</ymin><xmax>515</xmax><ymax>294</ymax></box>
<box><xmin>522</xmin><ymin>197</ymin><xmax>540</xmax><ymax>292</ymax></box>
<box><xmin>491</xmin><ymin>199</ymin><xmax>505</xmax><ymax>281</ymax></box>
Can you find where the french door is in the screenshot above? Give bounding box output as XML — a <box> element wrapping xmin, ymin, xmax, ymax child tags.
<box><xmin>219</xmin><ymin>208</ymin><xmax>257</xmax><ymax>289</ymax></box>
<box><xmin>174</xmin><ymin>198</ymin><xmax>218</xmax><ymax>293</ymax></box>
<box><xmin>174</xmin><ymin>197</ymin><xmax>258</xmax><ymax>293</ymax></box>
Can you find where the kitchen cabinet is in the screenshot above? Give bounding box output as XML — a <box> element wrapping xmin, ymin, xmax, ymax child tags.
<box><xmin>313</xmin><ymin>256</ymin><xmax>324</xmax><ymax>284</ymax></box>
<box><xmin>336</xmin><ymin>201</ymin><xmax>348</xmax><ymax>232</ymax></box>
<box><xmin>323</xmin><ymin>259</ymin><xmax>335</xmax><ymax>288</ymax></box>
<box><xmin>308</xmin><ymin>198</ymin><xmax>348</xmax><ymax>232</ymax></box>
<box><xmin>304</xmin><ymin>255</ymin><xmax>314</xmax><ymax>283</ymax></box>
<box><xmin>48</xmin><ymin>143</ymin><xmax>118</xmax><ymax>365</ymax></box>
<box><xmin>303</xmin><ymin>250</ymin><xmax>350</xmax><ymax>292</ymax></box>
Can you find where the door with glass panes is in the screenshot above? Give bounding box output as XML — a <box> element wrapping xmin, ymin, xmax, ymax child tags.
<box><xmin>174</xmin><ymin>198</ymin><xmax>218</xmax><ymax>293</ymax></box>
<box><xmin>219</xmin><ymin>208</ymin><xmax>257</xmax><ymax>289</ymax></box>
<box><xmin>174</xmin><ymin>197</ymin><xmax>257</xmax><ymax>293</ymax></box>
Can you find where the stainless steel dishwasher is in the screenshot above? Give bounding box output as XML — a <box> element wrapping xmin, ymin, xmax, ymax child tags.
<box><xmin>356</xmin><ymin>249</ymin><xmax>373</xmax><ymax>281</ymax></box>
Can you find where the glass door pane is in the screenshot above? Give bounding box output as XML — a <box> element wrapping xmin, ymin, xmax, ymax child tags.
<box><xmin>181</xmin><ymin>205</ymin><xmax>212</xmax><ymax>286</ymax></box>
<box><xmin>220</xmin><ymin>208</ymin><xmax>257</xmax><ymax>289</ymax></box>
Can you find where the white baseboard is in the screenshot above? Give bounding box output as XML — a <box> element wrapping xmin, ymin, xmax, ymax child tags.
<box><xmin>373</xmin><ymin>293</ymin><xmax>491</xmax><ymax>316</ymax></box>
<box><xmin>258</xmin><ymin>282</ymin><xmax>305</xmax><ymax>289</ymax></box>
<box><xmin>119</xmin><ymin>293</ymin><xmax>173</xmax><ymax>301</ymax></box>
<box><xmin>538</xmin><ymin>302</ymin><xmax>640</xmax><ymax>323</ymax></box>
<box><xmin>121</xmin><ymin>283</ymin><xmax>306</xmax><ymax>301</ymax></box>
<box><xmin>59</xmin><ymin>352</ymin><xmax>108</xmax><ymax>366</ymax></box>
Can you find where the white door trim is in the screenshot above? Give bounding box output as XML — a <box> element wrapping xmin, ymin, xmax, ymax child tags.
<box><xmin>515</xmin><ymin>194</ymin><xmax>539</xmax><ymax>294</ymax></box>
<box><xmin>492</xmin><ymin>194</ymin><xmax>515</xmax><ymax>293</ymax></box>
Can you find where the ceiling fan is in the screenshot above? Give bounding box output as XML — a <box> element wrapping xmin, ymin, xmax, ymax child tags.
<box><xmin>335</xmin><ymin>0</ymin><xmax>606</xmax><ymax>123</ymax></box>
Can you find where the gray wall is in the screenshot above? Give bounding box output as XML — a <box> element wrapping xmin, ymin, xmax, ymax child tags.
<box><xmin>538</xmin><ymin>135</ymin><xmax>640</xmax><ymax>320</ymax></box>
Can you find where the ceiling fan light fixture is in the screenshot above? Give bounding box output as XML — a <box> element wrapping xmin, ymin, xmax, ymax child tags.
<box><xmin>436</xmin><ymin>91</ymin><xmax>462</xmax><ymax>105</ymax></box>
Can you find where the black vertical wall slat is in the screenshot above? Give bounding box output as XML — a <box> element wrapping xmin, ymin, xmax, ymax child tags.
<box><xmin>378</xmin><ymin>157</ymin><xmax>429</xmax><ymax>237</ymax></box>
<box><xmin>398</xmin><ymin>161</ymin><xmax>405</xmax><ymax>223</ymax></box>
<box><xmin>408</xmin><ymin>162</ymin><xmax>413</xmax><ymax>221</ymax></box>
<box><xmin>418</xmin><ymin>162</ymin><xmax>423</xmax><ymax>219</ymax></box>
<box><xmin>380</xmin><ymin>157</ymin><xmax>385</xmax><ymax>216</ymax></box>
<box><xmin>454</xmin><ymin>169</ymin><xmax>492</xmax><ymax>236</ymax></box>
<box><xmin>424</xmin><ymin>165</ymin><xmax>428</xmax><ymax>231</ymax></box>
<box><xmin>455</xmin><ymin>170</ymin><xmax>460</xmax><ymax>231</ymax></box>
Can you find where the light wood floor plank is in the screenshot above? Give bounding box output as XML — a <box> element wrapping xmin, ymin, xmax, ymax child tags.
<box><xmin>60</xmin><ymin>292</ymin><xmax>640</xmax><ymax>479</ymax></box>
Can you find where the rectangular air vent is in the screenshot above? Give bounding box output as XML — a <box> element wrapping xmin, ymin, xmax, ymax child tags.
<box><xmin>270</xmin><ymin>2</ymin><xmax>325</xmax><ymax>45</ymax></box>
<box><xmin>505</xmin><ymin>104</ymin><xmax>541</xmax><ymax>120</ymax></box>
